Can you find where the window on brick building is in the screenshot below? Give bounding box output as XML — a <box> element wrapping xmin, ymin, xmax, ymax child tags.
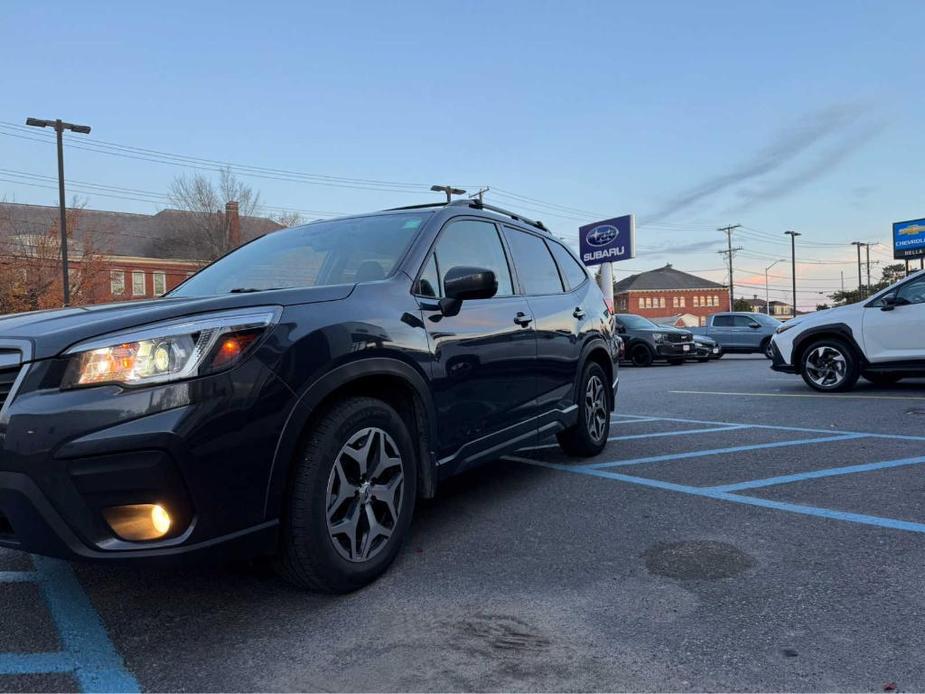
<box><xmin>680</xmin><ymin>296</ymin><xmax>686</xmax><ymax>308</ymax></box>
<box><xmin>110</xmin><ymin>271</ymin><xmax>125</xmax><ymax>296</ymax></box>
<box><xmin>713</xmin><ymin>295</ymin><xmax>720</xmax><ymax>307</ymax></box>
<box><xmin>153</xmin><ymin>272</ymin><xmax>167</xmax><ymax>295</ymax></box>
<box><xmin>693</xmin><ymin>296</ymin><xmax>700</xmax><ymax>307</ymax></box>
<box><xmin>132</xmin><ymin>271</ymin><xmax>146</xmax><ymax>296</ymax></box>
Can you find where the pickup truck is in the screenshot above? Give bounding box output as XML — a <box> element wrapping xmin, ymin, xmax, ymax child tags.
<box><xmin>690</xmin><ymin>312</ymin><xmax>782</xmax><ymax>358</ymax></box>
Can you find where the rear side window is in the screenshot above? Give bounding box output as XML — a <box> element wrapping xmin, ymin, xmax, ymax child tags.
<box><xmin>547</xmin><ymin>241</ymin><xmax>588</xmax><ymax>290</ymax></box>
<box><xmin>502</xmin><ymin>227</ymin><xmax>564</xmax><ymax>295</ymax></box>
<box><xmin>433</xmin><ymin>219</ymin><xmax>513</xmax><ymax>297</ymax></box>
<box><xmin>712</xmin><ymin>315</ymin><xmax>734</xmax><ymax>327</ymax></box>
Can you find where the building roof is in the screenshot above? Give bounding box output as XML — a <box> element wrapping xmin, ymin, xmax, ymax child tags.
<box><xmin>739</xmin><ymin>296</ymin><xmax>791</xmax><ymax>309</ymax></box>
<box><xmin>0</xmin><ymin>202</ymin><xmax>283</xmax><ymax>262</ymax></box>
<box><xmin>613</xmin><ymin>264</ymin><xmax>726</xmax><ymax>292</ymax></box>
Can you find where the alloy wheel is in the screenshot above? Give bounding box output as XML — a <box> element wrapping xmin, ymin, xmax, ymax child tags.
<box><xmin>805</xmin><ymin>345</ymin><xmax>847</xmax><ymax>388</ymax></box>
<box><xmin>326</xmin><ymin>427</ymin><xmax>404</xmax><ymax>563</ymax></box>
<box><xmin>585</xmin><ymin>374</ymin><xmax>608</xmax><ymax>442</ymax></box>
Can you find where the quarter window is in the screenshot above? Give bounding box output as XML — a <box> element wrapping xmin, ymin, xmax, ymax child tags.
<box><xmin>546</xmin><ymin>241</ymin><xmax>588</xmax><ymax>290</ymax></box>
<box><xmin>415</xmin><ymin>254</ymin><xmax>440</xmax><ymax>297</ymax></box>
<box><xmin>433</xmin><ymin>220</ymin><xmax>513</xmax><ymax>297</ymax></box>
<box><xmin>502</xmin><ymin>227</ymin><xmax>564</xmax><ymax>295</ymax></box>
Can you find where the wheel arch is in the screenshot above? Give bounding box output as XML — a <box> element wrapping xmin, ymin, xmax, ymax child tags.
<box><xmin>579</xmin><ymin>339</ymin><xmax>616</xmax><ymax>411</ymax></box>
<box><xmin>264</xmin><ymin>357</ymin><xmax>439</xmax><ymax>519</ymax></box>
<box><xmin>791</xmin><ymin>323</ymin><xmax>865</xmax><ymax>370</ymax></box>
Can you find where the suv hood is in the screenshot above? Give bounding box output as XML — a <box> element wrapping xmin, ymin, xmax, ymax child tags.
<box><xmin>0</xmin><ymin>284</ymin><xmax>354</xmax><ymax>361</ymax></box>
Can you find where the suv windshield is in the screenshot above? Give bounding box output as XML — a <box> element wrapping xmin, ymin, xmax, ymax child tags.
<box><xmin>170</xmin><ymin>212</ymin><xmax>429</xmax><ymax>297</ymax></box>
<box><xmin>617</xmin><ymin>314</ymin><xmax>659</xmax><ymax>330</ymax></box>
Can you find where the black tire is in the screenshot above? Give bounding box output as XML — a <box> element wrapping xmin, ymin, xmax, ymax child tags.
<box><xmin>275</xmin><ymin>397</ymin><xmax>417</xmax><ymax>593</ymax></box>
<box><xmin>631</xmin><ymin>344</ymin><xmax>654</xmax><ymax>367</ymax></box>
<box><xmin>799</xmin><ymin>338</ymin><xmax>860</xmax><ymax>392</ymax></box>
<box><xmin>862</xmin><ymin>372</ymin><xmax>903</xmax><ymax>386</ymax></box>
<box><xmin>557</xmin><ymin>362</ymin><xmax>610</xmax><ymax>458</ymax></box>
<box><xmin>761</xmin><ymin>339</ymin><xmax>774</xmax><ymax>360</ymax></box>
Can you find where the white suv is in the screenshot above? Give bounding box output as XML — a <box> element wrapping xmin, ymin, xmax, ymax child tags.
<box><xmin>770</xmin><ymin>269</ymin><xmax>925</xmax><ymax>391</ymax></box>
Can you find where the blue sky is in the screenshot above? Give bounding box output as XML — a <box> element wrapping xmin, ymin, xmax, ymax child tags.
<box><xmin>2</xmin><ymin>0</ymin><xmax>923</xmax><ymax>307</ymax></box>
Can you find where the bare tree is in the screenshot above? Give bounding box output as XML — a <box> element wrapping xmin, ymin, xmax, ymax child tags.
<box><xmin>167</xmin><ymin>167</ymin><xmax>261</xmax><ymax>260</ymax></box>
<box><xmin>270</xmin><ymin>211</ymin><xmax>304</xmax><ymax>228</ymax></box>
<box><xmin>0</xmin><ymin>200</ymin><xmax>109</xmax><ymax>313</ymax></box>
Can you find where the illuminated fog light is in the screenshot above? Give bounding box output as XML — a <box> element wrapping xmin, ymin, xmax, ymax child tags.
<box><xmin>103</xmin><ymin>504</ymin><xmax>172</xmax><ymax>541</ymax></box>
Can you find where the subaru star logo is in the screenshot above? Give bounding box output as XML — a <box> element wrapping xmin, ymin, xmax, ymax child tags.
<box><xmin>586</xmin><ymin>225</ymin><xmax>619</xmax><ymax>247</ymax></box>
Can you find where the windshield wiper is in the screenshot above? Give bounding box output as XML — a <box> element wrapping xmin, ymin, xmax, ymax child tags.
<box><xmin>228</xmin><ymin>287</ymin><xmax>282</xmax><ymax>294</ymax></box>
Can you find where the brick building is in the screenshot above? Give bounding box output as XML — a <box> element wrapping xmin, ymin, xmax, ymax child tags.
<box><xmin>0</xmin><ymin>201</ymin><xmax>283</xmax><ymax>305</ymax></box>
<box><xmin>612</xmin><ymin>264</ymin><xmax>730</xmax><ymax>327</ymax></box>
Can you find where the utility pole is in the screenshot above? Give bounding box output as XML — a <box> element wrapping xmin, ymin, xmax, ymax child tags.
<box><xmin>469</xmin><ymin>187</ymin><xmax>490</xmax><ymax>204</ymax></box>
<box><xmin>718</xmin><ymin>246</ymin><xmax>743</xmax><ymax>309</ymax></box>
<box><xmin>25</xmin><ymin>117</ymin><xmax>92</xmax><ymax>306</ymax></box>
<box><xmin>431</xmin><ymin>185</ymin><xmax>466</xmax><ymax>203</ymax></box>
<box><xmin>841</xmin><ymin>270</ymin><xmax>845</xmax><ymax>292</ymax></box>
<box><xmin>718</xmin><ymin>224</ymin><xmax>741</xmax><ymax>310</ymax></box>
<box><xmin>865</xmin><ymin>243</ymin><xmax>871</xmax><ymax>288</ymax></box>
<box><xmin>785</xmin><ymin>230</ymin><xmax>801</xmax><ymax>317</ymax></box>
<box><xmin>851</xmin><ymin>241</ymin><xmax>865</xmax><ymax>291</ymax></box>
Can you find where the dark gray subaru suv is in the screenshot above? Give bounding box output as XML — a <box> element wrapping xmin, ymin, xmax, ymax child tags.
<box><xmin>0</xmin><ymin>200</ymin><xmax>619</xmax><ymax>592</ymax></box>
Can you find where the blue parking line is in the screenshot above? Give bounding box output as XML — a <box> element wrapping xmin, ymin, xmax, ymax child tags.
<box><xmin>506</xmin><ymin>455</ymin><xmax>925</xmax><ymax>535</ymax></box>
<box><xmin>709</xmin><ymin>454</ymin><xmax>925</xmax><ymax>493</ymax></box>
<box><xmin>0</xmin><ymin>556</ymin><xmax>139</xmax><ymax>692</ymax></box>
<box><xmin>518</xmin><ymin>423</ymin><xmax>750</xmax><ymax>452</ymax></box>
<box><xmin>585</xmin><ymin>433</ymin><xmax>866</xmax><ymax>469</ymax></box>
<box><xmin>611</xmin><ymin>413</ymin><xmax>925</xmax><ymax>443</ymax></box>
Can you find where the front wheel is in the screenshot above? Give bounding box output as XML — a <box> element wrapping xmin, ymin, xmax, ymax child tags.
<box><xmin>799</xmin><ymin>339</ymin><xmax>859</xmax><ymax>392</ymax></box>
<box><xmin>557</xmin><ymin>362</ymin><xmax>610</xmax><ymax>457</ymax></box>
<box><xmin>275</xmin><ymin>397</ymin><xmax>417</xmax><ymax>593</ymax></box>
<box><xmin>631</xmin><ymin>345</ymin><xmax>654</xmax><ymax>367</ymax></box>
<box><xmin>762</xmin><ymin>339</ymin><xmax>774</xmax><ymax>360</ymax></box>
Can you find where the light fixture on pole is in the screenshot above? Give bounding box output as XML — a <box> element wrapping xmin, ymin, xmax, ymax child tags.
<box><xmin>431</xmin><ymin>185</ymin><xmax>466</xmax><ymax>203</ymax></box>
<box><xmin>784</xmin><ymin>230</ymin><xmax>801</xmax><ymax>317</ymax></box>
<box><xmin>25</xmin><ymin>117</ymin><xmax>92</xmax><ymax>306</ymax></box>
<box><xmin>764</xmin><ymin>259</ymin><xmax>786</xmax><ymax>315</ymax></box>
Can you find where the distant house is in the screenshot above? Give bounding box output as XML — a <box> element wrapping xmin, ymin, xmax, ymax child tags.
<box><xmin>650</xmin><ymin>313</ymin><xmax>702</xmax><ymax>329</ymax></box>
<box><xmin>0</xmin><ymin>201</ymin><xmax>283</xmax><ymax>305</ymax></box>
<box><xmin>613</xmin><ymin>264</ymin><xmax>730</xmax><ymax>327</ymax></box>
<box><xmin>738</xmin><ymin>294</ymin><xmax>795</xmax><ymax>319</ymax></box>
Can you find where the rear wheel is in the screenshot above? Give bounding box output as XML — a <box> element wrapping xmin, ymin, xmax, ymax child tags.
<box><xmin>631</xmin><ymin>344</ymin><xmax>654</xmax><ymax>367</ymax></box>
<box><xmin>276</xmin><ymin>397</ymin><xmax>417</xmax><ymax>593</ymax></box>
<box><xmin>799</xmin><ymin>339</ymin><xmax>859</xmax><ymax>392</ymax></box>
<box><xmin>557</xmin><ymin>362</ymin><xmax>610</xmax><ymax>457</ymax></box>
<box><xmin>862</xmin><ymin>372</ymin><xmax>903</xmax><ymax>386</ymax></box>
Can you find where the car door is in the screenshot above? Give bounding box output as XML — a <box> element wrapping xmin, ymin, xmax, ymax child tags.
<box><xmin>415</xmin><ymin>218</ymin><xmax>538</xmax><ymax>467</ymax></box>
<box><xmin>733</xmin><ymin>314</ymin><xmax>763</xmax><ymax>350</ymax></box>
<box><xmin>709</xmin><ymin>314</ymin><xmax>737</xmax><ymax>348</ymax></box>
<box><xmin>502</xmin><ymin>227</ymin><xmax>582</xmax><ymax>419</ymax></box>
<box><xmin>862</xmin><ymin>273</ymin><xmax>925</xmax><ymax>362</ymax></box>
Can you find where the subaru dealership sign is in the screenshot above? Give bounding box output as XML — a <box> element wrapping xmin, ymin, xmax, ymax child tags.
<box><xmin>579</xmin><ymin>215</ymin><xmax>635</xmax><ymax>267</ymax></box>
<box><xmin>893</xmin><ymin>218</ymin><xmax>925</xmax><ymax>260</ymax></box>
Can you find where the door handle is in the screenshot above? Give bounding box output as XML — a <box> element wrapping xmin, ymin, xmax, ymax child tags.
<box><xmin>513</xmin><ymin>312</ymin><xmax>533</xmax><ymax>327</ymax></box>
<box><xmin>573</xmin><ymin>307</ymin><xmax>586</xmax><ymax>319</ymax></box>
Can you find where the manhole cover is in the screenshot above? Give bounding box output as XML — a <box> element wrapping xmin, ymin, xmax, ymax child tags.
<box><xmin>643</xmin><ymin>540</ymin><xmax>755</xmax><ymax>580</ymax></box>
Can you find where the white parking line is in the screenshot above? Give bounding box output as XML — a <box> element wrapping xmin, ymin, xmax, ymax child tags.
<box><xmin>670</xmin><ymin>390</ymin><xmax>925</xmax><ymax>401</ymax></box>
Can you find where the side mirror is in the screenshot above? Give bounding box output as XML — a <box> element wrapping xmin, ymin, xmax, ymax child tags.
<box><xmin>748</xmin><ymin>322</ymin><xmax>761</xmax><ymax>329</ymax></box>
<box><xmin>439</xmin><ymin>266</ymin><xmax>497</xmax><ymax>316</ymax></box>
<box><xmin>881</xmin><ymin>294</ymin><xmax>910</xmax><ymax>311</ymax></box>
<box><xmin>616</xmin><ymin>324</ymin><xmax>627</xmax><ymax>334</ymax></box>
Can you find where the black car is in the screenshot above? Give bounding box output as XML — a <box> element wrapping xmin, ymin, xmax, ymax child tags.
<box><xmin>614</xmin><ymin>313</ymin><xmax>694</xmax><ymax>366</ymax></box>
<box><xmin>0</xmin><ymin>200</ymin><xmax>619</xmax><ymax>593</ymax></box>
<box><xmin>690</xmin><ymin>334</ymin><xmax>723</xmax><ymax>362</ymax></box>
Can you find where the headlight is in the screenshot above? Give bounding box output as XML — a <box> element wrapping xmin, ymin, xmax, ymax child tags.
<box><xmin>651</xmin><ymin>332</ymin><xmax>666</xmax><ymax>342</ymax></box>
<box><xmin>61</xmin><ymin>308</ymin><xmax>279</xmax><ymax>389</ymax></box>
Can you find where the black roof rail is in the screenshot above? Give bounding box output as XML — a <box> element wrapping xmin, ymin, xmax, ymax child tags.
<box><xmin>448</xmin><ymin>199</ymin><xmax>549</xmax><ymax>233</ymax></box>
<box><xmin>384</xmin><ymin>202</ymin><xmax>448</xmax><ymax>211</ymax></box>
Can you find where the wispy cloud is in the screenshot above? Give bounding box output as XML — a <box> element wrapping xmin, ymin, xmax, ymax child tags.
<box><xmin>643</xmin><ymin>103</ymin><xmax>883</xmax><ymax>223</ymax></box>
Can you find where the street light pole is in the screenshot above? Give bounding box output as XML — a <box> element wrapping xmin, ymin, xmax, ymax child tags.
<box><xmin>25</xmin><ymin>117</ymin><xmax>92</xmax><ymax>307</ymax></box>
<box><xmin>765</xmin><ymin>259</ymin><xmax>786</xmax><ymax>315</ymax></box>
<box><xmin>784</xmin><ymin>231</ymin><xmax>801</xmax><ymax>318</ymax></box>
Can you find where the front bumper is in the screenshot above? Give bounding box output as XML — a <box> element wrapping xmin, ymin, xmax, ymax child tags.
<box><xmin>769</xmin><ymin>341</ymin><xmax>797</xmax><ymax>373</ymax></box>
<box><xmin>0</xmin><ymin>355</ymin><xmax>292</xmax><ymax>562</ymax></box>
<box><xmin>655</xmin><ymin>342</ymin><xmax>694</xmax><ymax>357</ymax></box>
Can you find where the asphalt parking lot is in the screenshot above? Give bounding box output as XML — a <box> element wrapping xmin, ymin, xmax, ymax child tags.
<box><xmin>3</xmin><ymin>356</ymin><xmax>925</xmax><ymax>692</ymax></box>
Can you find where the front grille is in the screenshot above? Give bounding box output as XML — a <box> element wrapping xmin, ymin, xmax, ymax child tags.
<box><xmin>666</xmin><ymin>333</ymin><xmax>693</xmax><ymax>343</ymax></box>
<box><xmin>0</xmin><ymin>366</ymin><xmax>20</xmax><ymax>411</ymax></box>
